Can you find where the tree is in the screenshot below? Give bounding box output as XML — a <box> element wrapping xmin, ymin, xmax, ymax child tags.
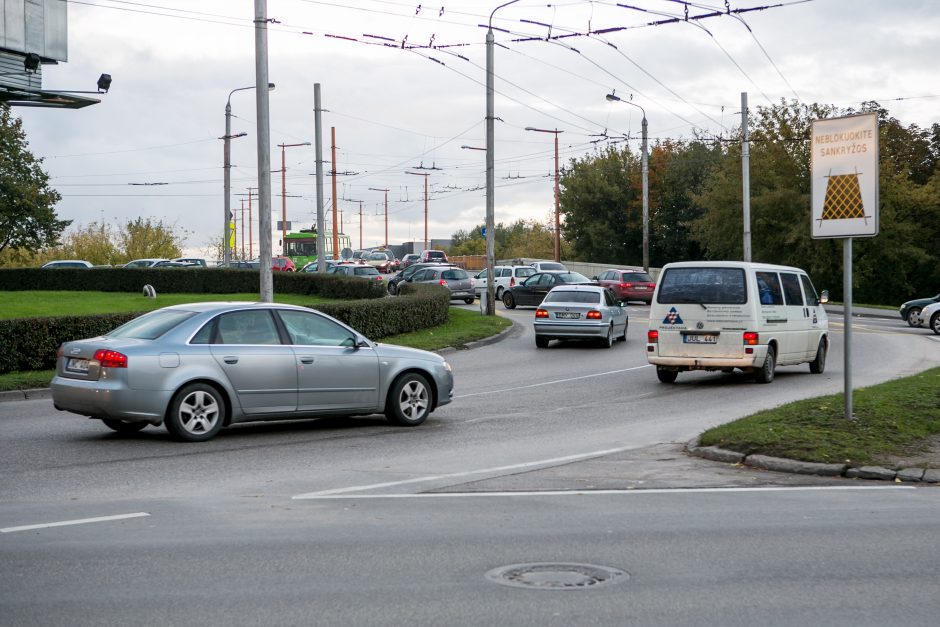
<box><xmin>58</xmin><ymin>221</ymin><xmax>121</xmax><ymax>266</ymax></box>
<box><xmin>0</xmin><ymin>105</ymin><xmax>69</xmax><ymax>258</ymax></box>
<box><xmin>117</xmin><ymin>217</ymin><xmax>186</xmax><ymax>261</ymax></box>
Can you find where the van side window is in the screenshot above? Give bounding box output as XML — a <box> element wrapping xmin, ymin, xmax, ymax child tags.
<box><xmin>755</xmin><ymin>271</ymin><xmax>784</xmax><ymax>305</ymax></box>
<box><xmin>780</xmin><ymin>273</ymin><xmax>805</xmax><ymax>306</ymax></box>
<box><xmin>800</xmin><ymin>275</ymin><xmax>819</xmax><ymax>305</ymax></box>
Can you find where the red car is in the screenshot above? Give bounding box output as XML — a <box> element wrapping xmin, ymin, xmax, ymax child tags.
<box><xmin>272</xmin><ymin>256</ymin><xmax>296</xmax><ymax>272</ymax></box>
<box><xmin>595</xmin><ymin>269</ymin><xmax>656</xmax><ymax>303</ymax></box>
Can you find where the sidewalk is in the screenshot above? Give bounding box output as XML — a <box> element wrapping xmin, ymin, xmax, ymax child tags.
<box><xmin>824</xmin><ymin>303</ymin><xmax>897</xmax><ymax>320</ymax></box>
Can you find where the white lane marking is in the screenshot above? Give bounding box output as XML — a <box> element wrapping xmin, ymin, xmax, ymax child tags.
<box><xmin>1</xmin><ymin>512</ymin><xmax>150</xmax><ymax>534</ymax></box>
<box><xmin>293</xmin><ymin>447</ymin><xmax>635</xmax><ymax>499</ymax></box>
<box><xmin>454</xmin><ymin>364</ymin><xmax>652</xmax><ymax>399</ymax></box>
<box><xmin>296</xmin><ymin>486</ymin><xmax>915</xmax><ymax>500</ymax></box>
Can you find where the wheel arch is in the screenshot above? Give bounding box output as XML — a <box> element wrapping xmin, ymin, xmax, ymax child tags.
<box><xmin>164</xmin><ymin>378</ymin><xmax>235</xmax><ymax>427</ymax></box>
<box><xmin>385</xmin><ymin>367</ymin><xmax>439</xmax><ymax>412</ymax></box>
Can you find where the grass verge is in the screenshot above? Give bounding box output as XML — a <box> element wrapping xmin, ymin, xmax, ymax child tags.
<box><xmin>0</xmin><ymin>307</ymin><xmax>511</xmax><ymax>392</ymax></box>
<box><xmin>699</xmin><ymin>367</ymin><xmax>940</xmax><ymax>468</ymax></box>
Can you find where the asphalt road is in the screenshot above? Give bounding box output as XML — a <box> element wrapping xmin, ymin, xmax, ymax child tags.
<box><xmin>2</xmin><ymin>304</ymin><xmax>939</xmax><ymax>626</ymax></box>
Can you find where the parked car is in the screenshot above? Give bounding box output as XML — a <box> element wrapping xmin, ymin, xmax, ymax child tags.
<box><xmin>913</xmin><ymin>301</ymin><xmax>940</xmax><ymax>334</ymax></box>
<box><xmin>502</xmin><ymin>271</ymin><xmax>593</xmax><ymax>309</ymax></box>
<box><xmin>327</xmin><ymin>264</ymin><xmax>384</xmax><ymax>282</ymax></box>
<box><xmin>50</xmin><ymin>302</ymin><xmax>454</xmax><ymax>441</ymax></box>
<box><xmin>300</xmin><ymin>260</ymin><xmax>340</xmax><ymax>273</ymax></box>
<box><xmin>474</xmin><ymin>265</ymin><xmax>537</xmax><ymax>299</ymax></box>
<box><xmin>400</xmin><ymin>253</ymin><xmax>421</xmax><ymax>269</ymax></box>
<box><xmin>272</xmin><ymin>256</ymin><xmax>296</xmax><ymax>272</ymax></box>
<box><xmin>124</xmin><ymin>258</ymin><xmax>169</xmax><ymax>268</ymax></box>
<box><xmin>152</xmin><ymin>260</ymin><xmax>200</xmax><ymax>268</ymax></box>
<box><xmin>647</xmin><ymin>261</ymin><xmax>829</xmax><ymax>384</ymax></box>
<box><xmin>40</xmin><ymin>260</ymin><xmax>93</xmax><ymax>269</ymax></box>
<box><xmin>223</xmin><ymin>260</ymin><xmax>260</xmax><ymax>270</ymax></box>
<box><xmin>387</xmin><ymin>262</ymin><xmax>455</xmax><ymax>295</ymax></box>
<box><xmin>534</xmin><ymin>285</ymin><xmax>628</xmax><ymax>348</ymax></box>
<box><xmin>420</xmin><ymin>249</ymin><xmax>448</xmax><ymax>263</ymax></box>
<box><xmin>172</xmin><ymin>257</ymin><xmax>208</xmax><ymax>267</ymax></box>
<box><xmin>899</xmin><ymin>293</ymin><xmax>940</xmax><ymax>327</ymax></box>
<box><xmin>594</xmin><ymin>269</ymin><xmax>657</xmax><ymax>304</ymax></box>
<box><xmin>366</xmin><ymin>250</ymin><xmax>396</xmax><ymax>273</ymax></box>
<box><xmin>351</xmin><ymin>250</ymin><xmax>371</xmax><ymax>264</ymax></box>
<box><xmin>530</xmin><ymin>261</ymin><xmax>567</xmax><ymax>273</ymax></box>
<box><xmin>406</xmin><ymin>265</ymin><xmax>475</xmax><ymax>304</ymax></box>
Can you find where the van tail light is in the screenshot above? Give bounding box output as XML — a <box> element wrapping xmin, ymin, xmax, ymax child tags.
<box><xmin>743</xmin><ymin>332</ymin><xmax>759</xmax><ymax>345</ymax></box>
<box><xmin>648</xmin><ymin>330</ymin><xmax>659</xmax><ymax>343</ymax></box>
<box><xmin>94</xmin><ymin>349</ymin><xmax>128</xmax><ymax>368</ymax></box>
<box><xmin>535</xmin><ymin>308</ymin><xmax>549</xmax><ymax>318</ymax></box>
<box><xmin>586</xmin><ymin>310</ymin><xmax>602</xmax><ymax>320</ymax></box>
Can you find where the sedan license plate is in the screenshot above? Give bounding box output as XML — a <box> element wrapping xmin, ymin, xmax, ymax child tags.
<box><xmin>555</xmin><ymin>312</ymin><xmax>581</xmax><ymax>319</ymax></box>
<box><xmin>66</xmin><ymin>358</ymin><xmax>90</xmax><ymax>372</ymax></box>
<box><xmin>634</xmin><ymin>286</ymin><xmax>648</xmax><ymax>290</ymax></box>
<box><xmin>683</xmin><ymin>334</ymin><xmax>718</xmax><ymax>344</ymax></box>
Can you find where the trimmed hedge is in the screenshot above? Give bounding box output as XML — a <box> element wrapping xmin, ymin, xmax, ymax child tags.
<box><xmin>0</xmin><ymin>282</ymin><xmax>451</xmax><ymax>374</ymax></box>
<box><xmin>0</xmin><ymin>268</ymin><xmax>387</xmax><ymax>300</ymax></box>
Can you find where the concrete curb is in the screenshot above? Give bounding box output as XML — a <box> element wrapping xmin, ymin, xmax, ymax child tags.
<box><xmin>435</xmin><ymin>319</ymin><xmax>520</xmax><ymax>355</ymax></box>
<box><xmin>0</xmin><ymin>388</ymin><xmax>52</xmax><ymax>403</ymax></box>
<box><xmin>686</xmin><ymin>437</ymin><xmax>939</xmax><ymax>484</ymax></box>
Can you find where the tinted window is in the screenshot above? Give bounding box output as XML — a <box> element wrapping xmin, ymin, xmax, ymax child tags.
<box><xmin>215</xmin><ymin>310</ymin><xmax>281</xmax><ymax>345</ymax></box>
<box><xmin>278</xmin><ymin>310</ymin><xmax>355</xmax><ymax>346</ymax></box>
<box><xmin>108</xmin><ymin>309</ymin><xmax>197</xmax><ymax>340</ymax></box>
<box><xmin>657</xmin><ymin>267</ymin><xmax>747</xmax><ymax>304</ymax></box>
<box><xmin>515</xmin><ymin>268</ymin><xmax>536</xmax><ymax>278</ymax></box>
<box><xmin>623</xmin><ymin>272</ymin><xmax>653</xmax><ymax>283</ymax></box>
<box><xmin>755</xmin><ymin>271</ymin><xmax>784</xmax><ymax>305</ymax></box>
<box><xmin>544</xmin><ymin>290</ymin><xmax>601</xmax><ymax>304</ymax></box>
<box><xmin>442</xmin><ymin>269</ymin><xmax>468</xmax><ymax>280</ymax></box>
<box><xmin>780</xmin><ymin>273</ymin><xmax>804</xmax><ymax>306</ymax></box>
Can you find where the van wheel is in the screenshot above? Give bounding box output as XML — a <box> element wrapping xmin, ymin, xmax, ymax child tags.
<box><xmin>496</xmin><ymin>287</ymin><xmax>504</xmax><ymax>299</ymax></box>
<box><xmin>755</xmin><ymin>346</ymin><xmax>776</xmax><ymax>384</ymax></box>
<box><xmin>931</xmin><ymin>311</ymin><xmax>940</xmax><ymax>335</ymax></box>
<box><xmin>656</xmin><ymin>367</ymin><xmax>678</xmax><ymax>383</ymax></box>
<box><xmin>809</xmin><ymin>338</ymin><xmax>827</xmax><ymax>374</ymax></box>
<box><xmin>502</xmin><ymin>292</ymin><xmax>516</xmax><ymax>309</ymax></box>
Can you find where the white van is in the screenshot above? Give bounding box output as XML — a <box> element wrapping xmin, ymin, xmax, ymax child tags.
<box><xmin>647</xmin><ymin>261</ymin><xmax>829</xmax><ymax>384</ymax></box>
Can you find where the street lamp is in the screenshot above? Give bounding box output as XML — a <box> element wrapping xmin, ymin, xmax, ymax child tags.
<box><xmin>605</xmin><ymin>92</ymin><xmax>649</xmax><ymax>272</ymax></box>
<box><xmin>484</xmin><ymin>0</ymin><xmax>522</xmax><ymax>315</ymax></box>
<box><xmin>525</xmin><ymin>127</ymin><xmax>564</xmax><ymax>262</ymax></box>
<box><xmin>278</xmin><ymin>141</ymin><xmax>311</xmax><ymax>255</ymax></box>
<box><xmin>222</xmin><ymin>82</ymin><xmax>274</xmax><ymax>266</ymax></box>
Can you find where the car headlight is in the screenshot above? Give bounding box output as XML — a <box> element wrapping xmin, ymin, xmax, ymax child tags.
<box><xmin>443</xmin><ymin>361</ymin><xmax>453</xmax><ymax>373</ymax></box>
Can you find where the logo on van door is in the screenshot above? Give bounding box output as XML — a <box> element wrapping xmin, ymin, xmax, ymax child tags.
<box><xmin>662</xmin><ymin>307</ymin><xmax>684</xmax><ymax>325</ymax></box>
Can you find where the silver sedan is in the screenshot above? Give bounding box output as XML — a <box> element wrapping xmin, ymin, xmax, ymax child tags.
<box><xmin>51</xmin><ymin>302</ymin><xmax>454</xmax><ymax>441</ymax></box>
<box><xmin>533</xmin><ymin>285</ymin><xmax>628</xmax><ymax>348</ymax></box>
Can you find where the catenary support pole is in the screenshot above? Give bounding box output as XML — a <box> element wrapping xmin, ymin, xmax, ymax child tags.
<box><xmin>314</xmin><ymin>84</ymin><xmax>326</xmax><ymax>271</ymax></box>
<box><xmin>742</xmin><ymin>92</ymin><xmax>751</xmax><ymax>263</ymax></box>
<box><xmin>254</xmin><ymin>0</ymin><xmax>273</xmax><ymax>302</ymax></box>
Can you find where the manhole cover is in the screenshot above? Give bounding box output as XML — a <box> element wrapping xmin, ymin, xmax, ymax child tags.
<box><xmin>485</xmin><ymin>562</ymin><xmax>628</xmax><ymax>590</ymax></box>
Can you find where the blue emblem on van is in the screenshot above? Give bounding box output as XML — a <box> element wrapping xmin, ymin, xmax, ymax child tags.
<box><xmin>663</xmin><ymin>307</ymin><xmax>683</xmax><ymax>325</ymax></box>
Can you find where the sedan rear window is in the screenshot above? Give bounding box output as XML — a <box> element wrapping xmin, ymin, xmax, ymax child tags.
<box><xmin>544</xmin><ymin>291</ymin><xmax>601</xmax><ymax>304</ymax></box>
<box><xmin>108</xmin><ymin>309</ymin><xmax>197</xmax><ymax>340</ymax></box>
<box><xmin>515</xmin><ymin>268</ymin><xmax>536</xmax><ymax>277</ymax></box>
<box><xmin>623</xmin><ymin>272</ymin><xmax>653</xmax><ymax>282</ymax></box>
<box><xmin>442</xmin><ymin>269</ymin><xmax>468</xmax><ymax>280</ymax></box>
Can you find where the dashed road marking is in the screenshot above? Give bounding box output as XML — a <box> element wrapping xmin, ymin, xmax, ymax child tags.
<box><xmin>1</xmin><ymin>512</ymin><xmax>150</xmax><ymax>534</ymax></box>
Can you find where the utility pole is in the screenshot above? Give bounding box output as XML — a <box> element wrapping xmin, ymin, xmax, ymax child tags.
<box><xmin>406</xmin><ymin>171</ymin><xmax>431</xmax><ymax>250</ymax></box>
<box><xmin>742</xmin><ymin>91</ymin><xmax>752</xmax><ymax>263</ymax></box>
<box><xmin>314</xmin><ymin>84</ymin><xmax>326</xmax><ymax>271</ymax></box>
<box><xmin>524</xmin><ymin>126</ymin><xmax>564</xmax><ymax>262</ymax></box>
<box><xmin>279</xmin><ymin>141</ymin><xmax>311</xmax><ymax>255</ymax></box>
<box><xmin>247</xmin><ymin>187</ymin><xmax>255</xmax><ymax>259</ymax></box>
<box><xmin>369</xmin><ymin>187</ymin><xmax>389</xmax><ymax>247</ymax></box>
<box><xmin>240</xmin><ymin>199</ymin><xmax>246</xmax><ymax>258</ymax></box>
<box><xmin>253</xmin><ymin>0</ymin><xmax>274</xmax><ymax>302</ymax></box>
<box><xmin>331</xmin><ymin>126</ymin><xmax>339</xmax><ymax>259</ymax></box>
<box><xmin>358</xmin><ymin>201</ymin><xmax>363</xmax><ymax>249</ymax></box>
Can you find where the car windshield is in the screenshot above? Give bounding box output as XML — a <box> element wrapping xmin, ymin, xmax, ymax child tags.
<box><xmin>356</xmin><ymin>267</ymin><xmax>380</xmax><ymax>276</ymax></box>
<box><xmin>369</xmin><ymin>253</ymin><xmax>388</xmax><ymax>261</ymax></box>
<box><xmin>107</xmin><ymin>309</ymin><xmax>197</xmax><ymax>340</ymax></box>
<box><xmin>657</xmin><ymin>267</ymin><xmax>747</xmax><ymax>304</ymax></box>
<box><xmin>539</xmin><ymin>262</ymin><xmax>566</xmax><ymax>271</ymax></box>
<box><xmin>544</xmin><ymin>290</ymin><xmax>600</xmax><ymax>304</ymax></box>
<box><xmin>558</xmin><ymin>272</ymin><xmax>590</xmax><ymax>283</ymax></box>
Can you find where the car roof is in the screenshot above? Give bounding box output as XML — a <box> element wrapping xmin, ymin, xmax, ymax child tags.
<box><xmin>548</xmin><ymin>284</ymin><xmax>605</xmax><ymax>292</ymax></box>
<box><xmin>161</xmin><ymin>302</ymin><xmax>315</xmax><ymax>315</ymax></box>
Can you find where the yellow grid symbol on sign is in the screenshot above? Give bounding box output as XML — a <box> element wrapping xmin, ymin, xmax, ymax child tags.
<box><xmin>821</xmin><ymin>171</ymin><xmax>866</xmax><ymax>220</ymax></box>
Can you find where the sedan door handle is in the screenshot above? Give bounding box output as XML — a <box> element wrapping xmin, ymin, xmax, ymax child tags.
<box><xmin>223</xmin><ymin>357</ymin><xmax>239</xmax><ymax>364</ymax></box>
<box><xmin>299</xmin><ymin>357</ymin><xmax>315</xmax><ymax>364</ymax></box>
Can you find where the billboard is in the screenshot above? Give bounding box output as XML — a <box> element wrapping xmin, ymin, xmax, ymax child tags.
<box><xmin>810</xmin><ymin>113</ymin><xmax>879</xmax><ymax>238</ymax></box>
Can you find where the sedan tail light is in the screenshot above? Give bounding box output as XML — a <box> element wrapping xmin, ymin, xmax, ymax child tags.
<box><xmin>586</xmin><ymin>310</ymin><xmax>602</xmax><ymax>320</ymax></box>
<box><xmin>620</xmin><ymin>282</ymin><xmax>633</xmax><ymax>289</ymax></box>
<box><xmin>439</xmin><ymin>279</ymin><xmax>448</xmax><ymax>287</ymax></box>
<box><xmin>94</xmin><ymin>349</ymin><xmax>128</xmax><ymax>368</ymax></box>
<box><xmin>535</xmin><ymin>308</ymin><xmax>549</xmax><ymax>318</ymax></box>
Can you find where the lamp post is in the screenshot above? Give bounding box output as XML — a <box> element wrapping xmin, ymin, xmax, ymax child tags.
<box><xmin>484</xmin><ymin>0</ymin><xmax>521</xmax><ymax>315</ymax></box>
<box><xmin>524</xmin><ymin>127</ymin><xmax>563</xmax><ymax>262</ymax></box>
<box><xmin>605</xmin><ymin>92</ymin><xmax>649</xmax><ymax>272</ymax></box>
<box><xmin>278</xmin><ymin>141</ymin><xmax>311</xmax><ymax>255</ymax></box>
<box><xmin>223</xmin><ymin>82</ymin><xmax>274</xmax><ymax>266</ymax></box>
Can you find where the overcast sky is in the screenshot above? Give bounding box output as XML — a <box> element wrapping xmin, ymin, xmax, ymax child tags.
<box><xmin>17</xmin><ymin>0</ymin><xmax>940</xmax><ymax>258</ymax></box>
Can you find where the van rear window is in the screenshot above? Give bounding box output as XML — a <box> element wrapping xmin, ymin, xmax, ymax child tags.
<box><xmin>657</xmin><ymin>267</ymin><xmax>747</xmax><ymax>304</ymax></box>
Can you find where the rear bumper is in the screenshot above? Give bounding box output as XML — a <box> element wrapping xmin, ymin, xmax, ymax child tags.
<box><xmin>51</xmin><ymin>376</ymin><xmax>169</xmax><ymax>425</ymax></box>
<box><xmin>647</xmin><ymin>344</ymin><xmax>768</xmax><ymax>370</ymax></box>
<box><xmin>534</xmin><ymin>321</ymin><xmax>608</xmax><ymax>338</ymax></box>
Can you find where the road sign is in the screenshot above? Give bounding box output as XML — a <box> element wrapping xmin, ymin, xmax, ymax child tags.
<box><xmin>811</xmin><ymin>113</ymin><xmax>879</xmax><ymax>238</ymax></box>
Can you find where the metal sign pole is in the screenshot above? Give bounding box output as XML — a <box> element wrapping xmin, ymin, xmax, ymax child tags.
<box><xmin>844</xmin><ymin>237</ymin><xmax>853</xmax><ymax>419</ymax></box>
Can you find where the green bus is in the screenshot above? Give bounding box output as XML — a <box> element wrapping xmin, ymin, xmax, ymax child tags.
<box><xmin>284</xmin><ymin>229</ymin><xmax>352</xmax><ymax>269</ymax></box>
